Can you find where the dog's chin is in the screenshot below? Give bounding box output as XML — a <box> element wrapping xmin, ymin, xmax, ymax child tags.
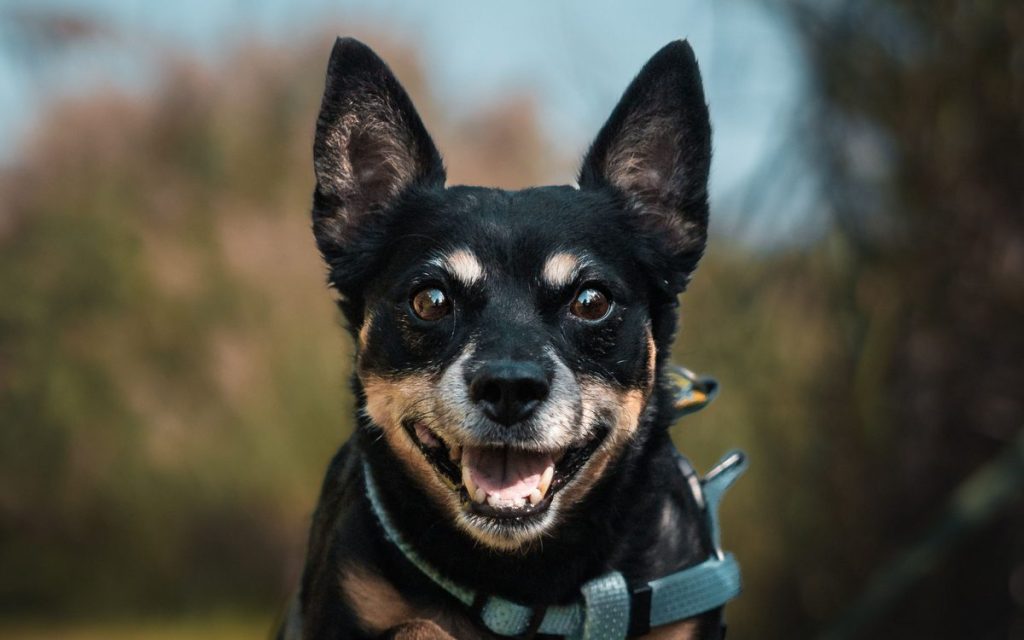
<box><xmin>400</xmin><ymin>419</ymin><xmax>609</xmax><ymax>550</ymax></box>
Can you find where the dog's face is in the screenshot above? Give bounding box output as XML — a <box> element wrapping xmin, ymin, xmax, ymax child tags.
<box><xmin>312</xmin><ymin>39</ymin><xmax>710</xmax><ymax>550</ymax></box>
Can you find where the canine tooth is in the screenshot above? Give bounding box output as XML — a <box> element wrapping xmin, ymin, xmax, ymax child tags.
<box><xmin>474</xmin><ymin>488</ymin><xmax>486</xmax><ymax>504</ymax></box>
<box><xmin>528</xmin><ymin>489</ymin><xmax>543</xmax><ymax>505</ymax></box>
<box><xmin>463</xmin><ymin>467</ymin><xmax>478</xmax><ymax>498</ymax></box>
<box><xmin>538</xmin><ymin>466</ymin><xmax>554</xmax><ymax>495</ymax></box>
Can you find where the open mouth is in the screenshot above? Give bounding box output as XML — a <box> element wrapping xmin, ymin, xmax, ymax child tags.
<box><xmin>402</xmin><ymin>421</ymin><xmax>608</xmax><ymax>520</ymax></box>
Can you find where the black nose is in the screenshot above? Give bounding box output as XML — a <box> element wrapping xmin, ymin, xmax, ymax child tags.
<box><xmin>469</xmin><ymin>361</ymin><xmax>550</xmax><ymax>426</ymax></box>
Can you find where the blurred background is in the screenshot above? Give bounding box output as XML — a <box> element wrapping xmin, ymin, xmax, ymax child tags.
<box><xmin>1</xmin><ymin>1</ymin><xmax>1022</xmax><ymax>638</ymax></box>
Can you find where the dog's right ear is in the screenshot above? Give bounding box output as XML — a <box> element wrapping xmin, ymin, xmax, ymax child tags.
<box><xmin>312</xmin><ymin>38</ymin><xmax>445</xmax><ymax>294</ymax></box>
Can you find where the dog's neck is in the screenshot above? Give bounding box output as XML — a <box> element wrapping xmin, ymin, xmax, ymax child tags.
<box><xmin>356</xmin><ymin>382</ymin><xmax>713</xmax><ymax>606</ymax></box>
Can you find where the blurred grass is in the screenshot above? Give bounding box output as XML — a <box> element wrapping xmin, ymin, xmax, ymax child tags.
<box><xmin>0</xmin><ymin>615</ymin><xmax>270</xmax><ymax>640</ymax></box>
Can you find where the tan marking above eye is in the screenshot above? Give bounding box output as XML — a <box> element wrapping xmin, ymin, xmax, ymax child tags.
<box><xmin>439</xmin><ymin>249</ymin><xmax>484</xmax><ymax>286</ymax></box>
<box><xmin>542</xmin><ymin>252</ymin><xmax>581</xmax><ymax>288</ymax></box>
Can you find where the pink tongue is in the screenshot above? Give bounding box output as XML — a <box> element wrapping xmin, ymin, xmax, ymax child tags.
<box><xmin>464</xmin><ymin>446</ymin><xmax>554</xmax><ymax>500</ymax></box>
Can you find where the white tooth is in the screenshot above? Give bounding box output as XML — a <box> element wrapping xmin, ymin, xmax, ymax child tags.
<box><xmin>449</xmin><ymin>445</ymin><xmax>462</xmax><ymax>463</ymax></box>
<box><xmin>513</xmin><ymin>497</ymin><xmax>525</xmax><ymax>508</ymax></box>
<box><xmin>463</xmin><ymin>467</ymin><xmax>477</xmax><ymax>498</ymax></box>
<box><xmin>528</xmin><ymin>489</ymin><xmax>543</xmax><ymax>505</ymax></box>
<box><xmin>474</xmin><ymin>488</ymin><xmax>487</xmax><ymax>504</ymax></box>
<box><xmin>487</xmin><ymin>494</ymin><xmax>501</xmax><ymax>507</ymax></box>
<box><xmin>538</xmin><ymin>466</ymin><xmax>554</xmax><ymax>495</ymax></box>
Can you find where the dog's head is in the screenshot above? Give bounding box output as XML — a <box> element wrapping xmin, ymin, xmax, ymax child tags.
<box><xmin>312</xmin><ymin>38</ymin><xmax>710</xmax><ymax>551</ymax></box>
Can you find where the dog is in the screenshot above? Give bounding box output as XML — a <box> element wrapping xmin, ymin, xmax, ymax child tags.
<box><xmin>279</xmin><ymin>37</ymin><xmax>744</xmax><ymax>640</ymax></box>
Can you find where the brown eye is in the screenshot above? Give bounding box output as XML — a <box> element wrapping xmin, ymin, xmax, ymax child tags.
<box><xmin>411</xmin><ymin>287</ymin><xmax>451</xmax><ymax>321</ymax></box>
<box><xmin>570</xmin><ymin>288</ymin><xmax>611</xmax><ymax>321</ymax></box>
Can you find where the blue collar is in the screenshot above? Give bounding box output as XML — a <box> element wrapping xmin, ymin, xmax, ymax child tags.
<box><xmin>362</xmin><ymin>448</ymin><xmax>746</xmax><ymax>638</ymax></box>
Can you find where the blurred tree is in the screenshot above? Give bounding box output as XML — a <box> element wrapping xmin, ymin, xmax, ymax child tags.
<box><xmin>1</xmin><ymin>4</ymin><xmax>1020</xmax><ymax>639</ymax></box>
<box><xmin>781</xmin><ymin>1</ymin><xmax>1024</xmax><ymax>637</ymax></box>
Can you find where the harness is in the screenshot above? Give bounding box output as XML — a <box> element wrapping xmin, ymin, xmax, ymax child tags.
<box><xmin>363</xmin><ymin>366</ymin><xmax>746</xmax><ymax>639</ymax></box>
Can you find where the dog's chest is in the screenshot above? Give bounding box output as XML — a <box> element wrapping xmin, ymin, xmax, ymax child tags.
<box><xmin>338</xmin><ymin>564</ymin><xmax>705</xmax><ymax>640</ymax></box>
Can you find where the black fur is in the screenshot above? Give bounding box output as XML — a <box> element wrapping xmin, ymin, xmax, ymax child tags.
<box><xmin>287</xmin><ymin>38</ymin><xmax>721</xmax><ymax>639</ymax></box>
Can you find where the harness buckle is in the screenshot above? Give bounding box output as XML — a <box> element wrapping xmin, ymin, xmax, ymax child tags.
<box><xmin>469</xmin><ymin>591</ymin><xmax>488</xmax><ymax>621</ymax></box>
<box><xmin>627</xmin><ymin>583</ymin><xmax>652</xmax><ymax>637</ymax></box>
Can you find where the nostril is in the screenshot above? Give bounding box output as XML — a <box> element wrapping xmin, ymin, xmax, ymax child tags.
<box><xmin>469</xmin><ymin>361</ymin><xmax>550</xmax><ymax>425</ymax></box>
<box><xmin>476</xmin><ymin>379</ymin><xmax>503</xmax><ymax>405</ymax></box>
<box><xmin>512</xmin><ymin>377</ymin><xmax>549</xmax><ymax>405</ymax></box>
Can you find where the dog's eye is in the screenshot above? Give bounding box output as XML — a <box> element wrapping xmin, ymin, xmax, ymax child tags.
<box><xmin>411</xmin><ymin>287</ymin><xmax>452</xmax><ymax>321</ymax></box>
<box><xmin>570</xmin><ymin>287</ymin><xmax>611</xmax><ymax>321</ymax></box>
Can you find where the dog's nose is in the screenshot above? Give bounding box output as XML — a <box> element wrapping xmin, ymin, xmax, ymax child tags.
<box><xmin>469</xmin><ymin>361</ymin><xmax>550</xmax><ymax>426</ymax></box>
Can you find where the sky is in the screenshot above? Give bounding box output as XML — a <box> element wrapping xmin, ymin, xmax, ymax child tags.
<box><xmin>0</xmin><ymin>0</ymin><xmax>818</xmax><ymax>243</ymax></box>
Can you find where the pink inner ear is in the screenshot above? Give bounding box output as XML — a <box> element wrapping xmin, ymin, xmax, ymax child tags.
<box><xmin>346</xmin><ymin>125</ymin><xmax>415</xmax><ymax>204</ymax></box>
<box><xmin>605</xmin><ymin>121</ymin><xmax>678</xmax><ymax>197</ymax></box>
<box><xmin>633</xmin><ymin>167</ymin><xmax>666</xmax><ymax>193</ymax></box>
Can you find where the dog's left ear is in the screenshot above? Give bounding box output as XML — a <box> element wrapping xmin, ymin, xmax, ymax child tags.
<box><xmin>579</xmin><ymin>40</ymin><xmax>711</xmax><ymax>292</ymax></box>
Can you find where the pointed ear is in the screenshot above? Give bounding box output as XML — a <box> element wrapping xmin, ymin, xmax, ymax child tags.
<box><xmin>579</xmin><ymin>40</ymin><xmax>711</xmax><ymax>292</ymax></box>
<box><xmin>312</xmin><ymin>38</ymin><xmax>445</xmax><ymax>288</ymax></box>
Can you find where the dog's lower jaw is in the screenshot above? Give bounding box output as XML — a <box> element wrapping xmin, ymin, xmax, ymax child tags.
<box><xmin>363</xmin><ymin>429</ymin><xmax>594</xmax><ymax>555</ymax></box>
<box><xmin>396</xmin><ymin>418</ymin><xmax>616</xmax><ymax>552</ymax></box>
<box><xmin>359</xmin><ymin>404</ymin><xmax>708</xmax><ymax>590</ymax></box>
<box><xmin>288</xmin><ymin>408</ymin><xmax>723</xmax><ymax>639</ymax></box>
